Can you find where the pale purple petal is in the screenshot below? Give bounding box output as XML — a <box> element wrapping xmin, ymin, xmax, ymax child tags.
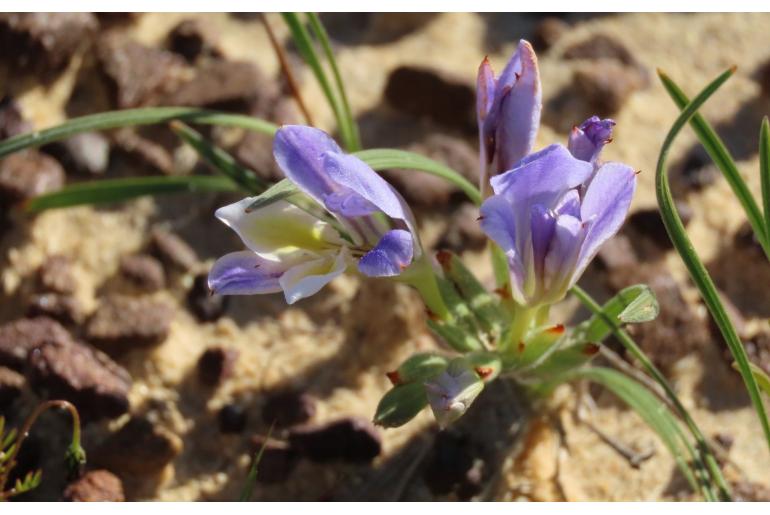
<box><xmin>479</xmin><ymin>194</ymin><xmax>517</xmax><ymax>254</ymax></box>
<box><xmin>568</xmin><ymin>116</ymin><xmax>616</xmax><ymax>162</ymax></box>
<box><xmin>575</xmin><ymin>162</ymin><xmax>636</xmax><ymax>275</ymax></box>
<box><xmin>323</xmin><ymin>190</ymin><xmax>379</xmax><ymax>217</ymax></box>
<box><xmin>208</xmin><ymin>251</ymin><xmax>284</xmax><ymax>295</ymax></box>
<box><xmin>543</xmin><ymin>215</ymin><xmax>585</xmax><ymax>300</ymax></box>
<box><xmin>279</xmin><ymin>249</ymin><xmax>349</xmax><ymax>304</ymax></box>
<box><xmin>529</xmin><ymin>204</ymin><xmax>556</xmax><ymax>285</ymax></box>
<box><xmin>554</xmin><ymin>189</ymin><xmax>581</xmax><ymax>218</ymax></box>
<box><xmin>358</xmin><ymin>229</ymin><xmax>414</xmax><ymax>277</ymax></box>
<box><xmin>273</xmin><ymin>125</ymin><xmax>343</xmax><ymax>207</ymax></box>
<box><xmin>476</xmin><ymin>57</ymin><xmax>496</xmax><ymax>124</ymax></box>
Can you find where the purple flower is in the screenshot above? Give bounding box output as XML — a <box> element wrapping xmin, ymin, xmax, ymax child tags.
<box><xmin>424</xmin><ymin>359</ymin><xmax>484</xmax><ymax>428</ymax></box>
<box><xmin>477</xmin><ymin>39</ymin><xmax>542</xmax><ymax>192</ymax></box>
<box><xmin>568</xmin><ymin>116</ymin><xmax>616</xmax><ymax>163</ymax></box>
<box><xmin>208</xmin><ymin>125</ymin><xmax>419</xmax><ymax>304</ymax></box>
<box><xmin>479</xmin><ymin>144</ymin><xmax>636</xmax><ymax>307</ymax></box>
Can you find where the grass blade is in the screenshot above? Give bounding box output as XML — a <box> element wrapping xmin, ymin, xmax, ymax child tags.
<box><xmin>761</xmin><ymin>117</ymin><xmax>770</xmax><ymax>243</ymax></box>
<box><xmin>306</xmin><ymin>12</ymin><xmax>361</xmax><ymax>151</ymax></box>
<box><xmin>355</xmin><ymin>148</ymin><xmax>482</xmax><ymax>205</ymax></box>
<box><xmin>239</xmin><ymin>424</ymin><xmax>274</xmax><ymax>501</ymax></box>
<box><xmin>655</xmin><ymin>67</ymin><xmax>770</xmax><ymax>457</ymax></box>
<box><xmin>659</xmin><ymin>71</ymin><xmax>770</xmax><ymax>259</ymax></box>
<box><xmin>571</xmin><ymin>285</ymin><xmax>729</xmax><ymax>499</ymax></box>
<box><xmin>0</xmin><ymin>107</ymin><xmax>277</xmax><ymax>159</ymax></box>
<box><xmin>26</xmin><ymin>175</ymin><xmax>238</xmax><ymax>212</ymax></box>
<box><xmin>171</xmin><ymin>121</ymin><xmax>267</xmax><ymax>194</ymax></box>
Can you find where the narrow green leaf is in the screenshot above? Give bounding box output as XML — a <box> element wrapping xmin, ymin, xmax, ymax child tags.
<box><xmin>489</xmin><ymin>241</ymin><xmax>511</xmax><ymax>291</ymax></box>
<box><xmin>171</xmin><ymin>121</ymin><xmax>267</xmax><ymax>194</ymax></box>
<box><xmin>355</xmin><ymin>148</ymin><xmax>482</xmax><ymax>206</ymax></box>
<box><xmin>656</xmin><ymin>67</ymin><xmax>770</xmax><ymax>454</ymax></box>
<box><xmin>26</xmin><ymin>175</ymin><xmax>239</xmax><ymax>212</ymax></box>
<box><xmin>735</xmin><ymin>361</ymin><xmax>770</xmax><ymax>398</ymax></box>
<box><xmin>426</xmin><ymin>318</ymin><xmax>483</xmax><ymax>353</ymax></box>
<box><xmin>524</xmin><ymin>341</ymin><xmax>599</xmax><ymax>381</ymax></box>
<box><xmin>760</xmin><ymin>117</ymin><xmax>770</xmax><ymax>244</ymax></box>
<box><xmin>514</xmin><ymin>324</ymin><xmax>565</xmax><ymax>371</ymax></box>
<box><xmin>239</xmin><ymin>424</ymin><xmax>274</xmax><ymax>502</ymax></box>
<box><xmin>0</xmin><ymin>107</ymin><xmax>277</xmax><ymax>159</ymax></box>
<box><xmin>573</xmin><ymin>285</ymin><xmax>658</xmax><ymax>344</ymax></box>
<box><xmin>306</xmin><ymin>12</ymin><xmax>361</xmax><ymax>151</ymax></box>
<box><xmin>659</xmin><ymin>70</ymin><xmax>770</xmax><ymax>259</ymax></box>
<box><xmin>391</xmin><ymin>353</ymin><xmax>449</xmax><ymax>384</ymax></box>
<box><xmin>244</xmin><ymin>178</ymin><xmax>297</xmax><ymax>212</ymax></box>
<box><xmin>374</xmin><ymin>382</ymin><xmax>429</xmax><ymax>428</ymax></box>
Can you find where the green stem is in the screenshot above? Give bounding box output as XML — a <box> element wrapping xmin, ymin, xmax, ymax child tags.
<box><xmin>760</xmin><ymin>117</ymin><xmax>770</xmax><ymax>244</ymax></box>
<box><xmin>501</xmin><ymin>305</ymin><xmax>536</xmax><ymax>355</ymax></box>
<box><xmin>400</xmin><ymin>255</ymin><xmax>450</xmax><ymax>321</ymax></box>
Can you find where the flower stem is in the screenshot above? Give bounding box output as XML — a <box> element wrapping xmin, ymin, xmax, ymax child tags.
<box><xmin>500</xmin><ymin>305</ymin><xmax>537</xmax><ymax>356</ymax></box>
<box><xmin>400</xmin><ymin>255</ymin><xmax>450</xmax><ymax>321</ymax></box>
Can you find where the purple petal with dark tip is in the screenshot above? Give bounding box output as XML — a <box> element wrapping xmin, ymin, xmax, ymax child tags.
<box><xmin>568</xmin><ymin>116</ymin><xmax>616</xmax><ymax>162</ymax></box>
<box><xmin>358</xmin><ymin>229</ymin><xmax>414</xmax><ymax>277</ymax></box>
<box><xmin>208</xmin><ymin>251</ymin><xmax>284</xmax><ymax>295</ymax></box>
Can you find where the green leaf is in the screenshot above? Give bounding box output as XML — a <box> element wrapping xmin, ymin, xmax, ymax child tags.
<box><xmin>514</xmin><ymin>324</ymin><xmax>566</xmax><ymax>370</ymax></box>
<box><xmin>171</xmin><ymin>121</ymin><xmax>267</xmax><ymax>194</ymax></box>
<box><xmin>355</xmin><ymin>148</ymin><xmax>483</xmax><ymax>205</ymax></box>
<box><xmin>373</xmin><ymin>382</ymin><xmax>429</xmax><ymax>428</ymax></box>
<box><xmin>426</xmin><ymin>318</ymin><xmax>483</xmax><ymax>353</ymax></box>
<box><xmin>244</xmin><ymin>178</ymin><xmax>297</xmax><ymax>212</ymax></box>
<box><xmin>0</xmin><ymin>107</ymin><xmax>277</xmax><ymax>159</ymax></box>
<box><xmin>736</xmin><ymin>361</ymin><xmax>770</xmax><ymax>398</ymax></box>
<box><xmin>239</xmin><ymin>424</ymin><xmax>274</xmax><ymax>502</ymax></box>
<box><xmin>659</xmin><ymin>70</ymin><xmax>770</xmax><ymax>259</ymax></box>
<box><xmin>391</xmin><ymin>353</ymin><xmax>449</xmax><ymax>384</ymax></box>
<box><xmin>524</xmin><ymin>342</ymin><xmax>599</xmax><ymax>381</ymax></box>
<box><xmin>573</xmin><ymin>285</ymin><xmax>658</xmax><ymax>343</ymax></box>
<box><xmin>656</xmin><ymin>67</ymin><xmax>770</xmax><ymax>454</ymax></box>
<box><xmin>760</xmin><ymin>117</ymin><xmax>770</xmax><ymax>244</ymax></box>
<box><xmin>26</xmin><ymin>175</ymin><xmax>239</xmax><ymax>212</ymax></box>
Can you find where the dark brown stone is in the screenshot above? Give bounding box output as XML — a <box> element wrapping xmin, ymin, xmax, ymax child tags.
<box><xmin>95</xmin><ymin>417</ymin><xmax>182</xmax><ymax>475</ymax></box>
<box><xmin>0</xmin><ymin>317</ymin><xmax>73</xmax><ymax>371</ymax></box>
<box><xmin>754</xmin><ymin>57</ymin><xmax>770</xmax><ymax>97</ymax></box>
<box><xmin>37</xmin><ymin>255</ymin><xmax>76</xmax><ymax>295</ymax></box>
<box><xmin>0</xmin><ymin>95</ymin><xmax>32</xmax><ymax>140</ymax></box>
<box><xmin>63</xmin><ymin>469</ymin><xmax>125</xmax><ymax>502</ymax></box>
<box><xmin>0</xmin><ymin>13</ymin><xmax>97</xmax><ymax>76</ymax></box>
<box><xmin>27</xmin><ymin>336</ymin><xmax>131</xmax><ymax>420</ymax></box>
<box><xmin>158</xmin><ymin>59</ymin><xmax>264</xmax><ymax>108</ymax></box>
<box><xmin>563</xmin><ymin>34</ymin><xmax>638</xmax><ymax>66</ymax></box>
<box><xmin>187</xmin><ymin>273</ymin><xmax>228</xmax><ymax>322</ymax></box>
<box><xmin>288</xmin><ymin>417</ymin><xmax>381</xmax><ymax>464</ymax></box>
<box><xmin>150</xmin><ymin>227</ymin><xmax>199</xmax><ymax>272</ymax></box>
<box><xmin>0</xmin><ymin>150</ymin><xmax>66</xmax><ymax>204</ymax></box>
<box><xmin>673</xmin><ymin>151</ymin><xmax>718</xmax><ymax>193</ymax></box>
<box><xmin>119</xmin><ymin>254</ymin><xmax>166</xmax><ymax>292</ymax></box>
<box><xmin>572</xmin><ymin>60</ymin><xmax>647</xmax><ymax>117</ymax></box>
<box><xmin>85</xmin><ymin>295</ymin><xmax>174</xmax><ymax>351</ymax></box>
<box><xmin>712</xmin><ymin>432</ymin><xmax>734</xmax><ymax>452</ymax></box>
<box><xmin>249</xmin><ymin>435</ymin><xmax>299</xmax><ymax>484</ymax></box>
<box><xmin>218</xmin><ymin>403</ymin><xmax>247</xmax><ymax>433</ymax></box>
<box><xmin>167</xmin><ymin>19</ymin><xmax>220</xmax><ymax>63</ymax></box>
<box><xmin>423</xmin><ymin>430</ymin><xmax>479</xmax><ymax>499</ymax></box>
<box><xmin>0</xmin><ymin>366</ymin><xmax>25</xmax><ymax>407</ymax></box>
<box><xmin>262</xmin><ymin>389</ymin><xmax>316</xmax><ymax>428</ymax></box>
<box><xmin>531</xmin><ymin>17</ymin><xmax>569</xmax><ymax>52</ymax></box>
<box><xmin>384</xmin><ymin>66</ymin><xmax>475</xmax><ymax>134</ymax></box>
<box><xmin>27</xmin><ymin>293</ymin><xmax>84</xmax><ymax>326</ymax></box>
<box><xmin>111</xmin><ymin>128</ymin><xmax>175</xmax><ymax>175</ymax></box>
<box><xmin>197</xmin><ymin>346</ymin><xmax>239</xmax><ymax>387</ymax></box>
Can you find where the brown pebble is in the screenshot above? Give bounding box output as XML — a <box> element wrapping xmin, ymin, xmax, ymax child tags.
<box><xmin>119</xmin><ymin>254</ymin><xmax>166</xmax><ymax>292</ymax></box>
<box><xmin>249</xmin><ymin>435</ymin><xmax>299</xmax><ymax>484</ymax></box>
<box><xmin>111</xmin><ymin>128</ymin><xmax>175</xmax><ymax>175</ymax></box>
<box><xmin>0</xmin><ymin>317</ymin><xmax>73</xmax><ymax>371</ymax></box>
<box><xmin>731</xmin><ymin>480</ymin><xmax>770</xmax><ymax>501</ymax></box>
<box><xmin>150</xmin><ymin>227</ymin><xmax>199</xmax><ymax>272</ymax></box>
<box><xmin>37</xmin><ymin>254</ymin><xmax>76</xmax><ymax>294</ymax></box>
<box><xmin>262</xmin><ymin>389</ymin><xmax>316</xmax><ymax>428</ymax></box>
<box><xmin>753</xmin><ymin>57</ymin><xmax>770</xmax><ymax>97</ymax></box>
<box><xmin>384</xmin><ymin>66</ymin><xmax>475</xmax><ymax>134</ymax></box>
<box><xmin>95</xmin><ymin>417</ymin><xmax>182</xmax><ymax>475</ymax></box>
<box><xmin>27</xmin><ymin>336</ymin><xmax>132</xmax><ymax>420</ymax></box>
<box><xmin>563</xmin><ymin>34</ymin><xmax>638</xmax><ymax>66</ymax></box>
<box><xmin>234</xmin><ymin>131</ymin><xmax>285</xmax><ymax>183</ymax></box>
<box><xmin>572</xmin><ymin>60</ymin><xmax>647</xmax><ymax>116</ymax></box>
<box><xmin>0</xmin><ymin>95</ymin><xmax>32</xmax><ymax>139</ymax></box>
<box><xmin>218</xmin><ymin>403</ymin><xmax>247</xmax><ymax>433</ymax></box>
<box><xmin>158</xmin><ymin>59</ymin><xmax>265</xmax><ymax>108</ymax></box>
<box><xmin>63</xmin><ymin>469</ymin><xmax>125</xmax><ymax>502</ymax></box>
<box><xmin>531</xmin><ymin>17</ymin><xmax>569</xmax><ymax>52</ymax></box>
<box><xmin>166</xmin><ymin>19</ymin><xmax>220</xmax><ymax>63</ymax></box>
<box><xmin>187</xmin><ymin>273</ymin><xmax>229</xmax><ymax>322</ymax></box>
<box><xmin>27</xmin><ymin>293</ymin><xmax>84</xmax><ymax>326</ymax></box>
<box><xmin>0</xmin><ymin>150</ymin><xmax>66</xmax><ymax>204</ymax></box>
<box><xmin>197</xmin><ymin>346</ymin><xmax>239</xmax><ymax>387</ymax></box>
<box><xmin>673</xmin><ymin>150</ymin><xmax>718</xmax><ymax>193</ymax></box>
<box><xmin>623</xmin><ymin>204</ymin><xmax>691</xmax><ymax>254</ymax></box>
<box><xmin>712</xmin><ymin>432</ymin><xmax>734</xmax><ymax>451</ymax></box>
<box><xmin>85</xmin><ymin>295</ymin><xmax>174</xmax><ymax>352</ymax></box>
<box><xmin>0</xmin><ymin>366</ymin><xmax>25</xmax><ymax>407</ymax></box>
<box><xmin>288</xmin><ymin>417</ymin><xmax>381</xmax><ymax>464</ymax></box>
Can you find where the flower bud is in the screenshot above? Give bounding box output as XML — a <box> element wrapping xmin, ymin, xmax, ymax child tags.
<box><xmin>424</xmin><ymin>359</ymin><xmax>484</xmax><ymax>428</ymax></box>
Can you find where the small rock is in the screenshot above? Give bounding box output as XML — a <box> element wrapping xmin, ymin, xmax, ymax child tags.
<box><xmin>27</xmin><ymin>336</ymin><xmax>131</xmax><ymax>420</ymax></box>
<box><xmin>167</xmin><ymin>19</ymin><xmax>220</xmax><ymax>63</ymax></box>
<box><xmin>563</xmin><ymin>34</ymin><xmax>638</xmax><ymax>66</ymax></box>
<box><xmin>249</xmin><ymin>435</ymin><xmax>299</xmax><ymax>484</ymax></box>
<box><xmin>44</xmin><ymin>132</ymin><xmax>110</xmax><ymax>176</ymax></box>
<box><xmin>384</xmin><ymin>66</ymin><xmax>475</xmax><ymax>134</ymax></box>
<box><xmin>593</xmin><ymin>233</ymin><xmax>638</xmax><ymax>272</ymax></box>
<box><xmin>95</xmin><ymin>417</ymin><xmax>182</xmax><ymax>475</ymax></box>
<box><xmin>423</xmin><ymin>430</ymin><xmax>478</xmax><ymax>498</ymax></box>
<box><xmin>673</xmin><ymin>150</ymin><xmax>718</xmax><ymax>193</ymax></box>
<box><xmin>27</xmin><ymin>293</ymin><xmax>84</xmax><ymax>326</ymax></box>
<box><xmin>0</xmin><ymin>13</ymin><xmax>97</xmax><ymax>76</ymax></box>
<box><xmin>159</xmin><ymin>59</ymin><xmax>265</xmax><ymax>108</ymax></box>
<box><xmin>731</xmin><ymin>480</ymin><xmax>770</xmax><ymax>501</ymax></box>
<box><xmin>753</xmin><ymin>57</ymin><xmax>770</xmax><ymax>97</ymax></box>
<box><xmin>712</xmin><ymin>432</ymin><xmax>734</xmax><ymax>452</ymax></box>
<box><xmin>572</xmin><ymin>60</ymin><xmax>647</xmax><ymax>116</ymax></box>
<box><xmin>111</xmin><ymin>128</ymin><xmax>175</xmax><ymax>175</ymax></box>
<box><xmin>234</xmin><ymin>131</ymin><xmax>284</xmax><ymax>182</ymax></box>
<box><xmin>436</xmin><ymin>203</ymin><xmax>487</xmax><ymax>252</ymax></box>
<box><xmin>733</xmin><ymin>221</ymin><xmax>765</xmax><ymax>258</ymax></box>
<box><xmin>0</xmin><ymin>95</ymin><xmax>32</xmax><ymax>139</ymax></box>
<box><xmin>197</xmin><ymin>346</ymin><xmax>239</xmax><ymax>387</ymax></box>
<box><xmin>262</xmin><ymin>389</ymin><xmax>316</xmax><ymax>428</ymax></box>
<box><xmin>63</xmin><ymin>469</ymin><xmax>125</xmax><ymax>502</ymax></box>
<box><xmin>187</xmin><ymin>273</ymin><xmax>228</xmax><ymax>322</ymax></box>
<box><xmin>0</xmin><ymin>150</ymin><xmax>66</xmax><ymax>204</ymax></box>
<box><xmin>0</xmin><ymin>366</ymin><xmax>25</xmax><ymax>407</ymax></box>
<box><xmin>85</xmin><ymin>295</ymin><xmax>173</xmax><ymax>351</ymax></box>
<box><xmin>288</xmin><ymin>417</ymin><xmax>381</xmax><ymax>464</ymax></box>
<box><xmin>218</xmin><ymin>404</ymin><xmax>247</xmax><ymax>433</ymax></box>
<box><xmin>150</xmin><ymin>227</ymin><xmax>199</xmax><ymax>272</ymax></box>
<box><xmin>0</xmin><ymin>317</ymin><xmax>73</xmax><ymax>371</ymax></box>
<box><xmin>37</xmin><ymin>254</ymin><xmax>77</xmax><ymax>294</ymax></box>
<box><xmin>531</xmin><ymin>17</ymin><xmax>569</xmax><ymax>52</ymax></box>
<box><xmin>97</xmin><ymin>35</ymin><xmax>188</xmax><ymax>108</ymax></box>
<box><xmin>623</xmin><ymin>204</ymin><xmax>691</xmax><ymax>253</ymax></box>
<box><xmin>119</xmin><ymin>254</ymin><xmax>166</xmax><ymax>292</ymax></box>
